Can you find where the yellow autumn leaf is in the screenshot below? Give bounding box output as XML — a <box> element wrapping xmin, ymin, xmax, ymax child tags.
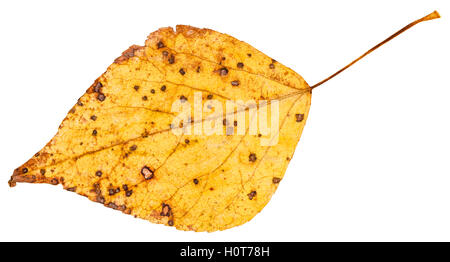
<box><xmin>9</xmin><ymin>11</ymin><xmax>440</xmax><ymax>232</ymax></box>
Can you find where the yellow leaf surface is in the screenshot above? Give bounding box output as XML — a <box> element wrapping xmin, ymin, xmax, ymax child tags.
<box><xmin>9</xmin><ymin>11</ymin><xmax>439</xmax><ymax>231</ymax></box>
<box><xmin>10</xmin><ymin>25</ymin><xmax>311</xmax><ymax>231</ymax></box>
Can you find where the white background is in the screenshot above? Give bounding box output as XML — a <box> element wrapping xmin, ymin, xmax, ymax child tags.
<box><xmin>1</xmin><ymin>0</ymin><xmax>449</xmax><ymax>241</ymax></box>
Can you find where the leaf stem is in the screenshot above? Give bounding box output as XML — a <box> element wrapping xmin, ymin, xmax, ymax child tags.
<box><xmin>311</xmin><ymin>10</ymin><xmax>440</xmax><ymax>90</ymax></box>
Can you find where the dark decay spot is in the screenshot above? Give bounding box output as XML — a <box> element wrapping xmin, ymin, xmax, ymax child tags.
<box><xmin>109</xmin><ymin>188</ymin><xmax>116</xmax><ymax>196</ymax></box>
<box><xmin>22</xmin><ymin>168</ymin><xmax>28</xmax><ymax>174</ymax></box>
<box><xmin>247</xmin><ymin>191</ymin><xmax>257</xmax><ymax>200</ymax></box>
<box><xmin>108</xmin><ymin>202</ymin><xmax>118</xmax><ymax>209</ymax></box>
<box><xmin>142</xmin><ymin>96</ymin><xmax>148</xmax><ymax>101</ymax></box>
<box><xmin>97</xmin><ymin>93</ymin><xmax>106</xmax><ymax>102</ymax></box>
<box><xmin>126</xmin><ymin>190</ymin><xmax>133</xmax><ymax>197</ymax></box>
<box><xmin>247</xmin><ymin>53</ymin><xmax>252</xmax><ymax>57</ymax></box>
<box><xmin>92</xmin><ymin>129</ymin><xmax>98</xmax><ymax>136</ymax></box>
<box><xmin>223</xmin><ymin>119</ymin><xmax>228</xmax><ymax>126</ymax></box>
<box><xmin>161</xmin><ymin>204</ymin><xmax>171</xmax><ymax>216</ymax></box>
<box><xmin>134</xmin><ymin>85</ymin><xmax>140</xmax><ymax>91</ymax></box>
<box><xmin>97</xmin><ymin>196</ymin><xmax>105</xmax><ymax>204</ymax></box>
<box><xmin>90</xmin><ymin>115</ymin><xmax>97</xmax><ymax>121</ymax></box>
<box><xmin>95</xmin><ymin>170</ymin><xmax>103</xmax><ymax>177</ymax></box>
<box><xmin>269</xmin><ymin>63</ymin><xmax>275</xmax><ymax>69</ymax></box>
<box><xmin>141</xmin><ymin>166</ymin><xmax>154</xmax><ymax>180</ymax></box>
<box><xmin>160</xmin><ymin>85</ymin><xmax>167</xmax><ymax>91</ymax></box>
<box><xmin>179</xmin><ymin>68</ymin><xmax>186</xmax><ymax>75</ymax></box>
<box><xmin>295</xmin><ymin>113</ymin><xmax>304</xmax><ymax>122</ymax></box>
<box><xmin>209</xmin><ymin>187</ymin><xmax>214</xmax><ymax>191</ymax></box>
<box><xmin>168</xmin><ymin>54</ymin><xmax>175</xmax><ymax>64</ymax></box>
<box><xmin>180</xmin><ymin>95</ymin><xmax>188</xmax><ymax>103</ymax></box>
<box><xmin>185</xmin><ymin>139</ymin><xmax>190</xmax><ymax>144</ymax></box>
<box><xmin>93</xmin><ymin>82</ymin><xmax>103</xmax><ymax>93</ymax></box>
<box><xmin>272</xmin><ymin>59</ymin><xmax>277</xmax><ymax>63</ymax></box>
<box><xmin>122</xmin><ymin>184</ymin><xmax>129</xmax><ymax>191</ymax></box>
<box><xmin>193</xmin><ymin>178</ymin><xmax>199</xmax><ymax>184</ymax></box>
<box><xmin>196</xmin><ymin>66</ymin><xmax>201</xmax><ymax>73</ymax></box>
<box><xmin>258</xmin><ymin>133</ymin><xmax>262</xmax><ymax>137</ymax></box>
<box><xmin>207</xmin><ymin>94</ymin><xmax>213</xmax><ymax>100</ymax></box>
<box><xmin>237</xmin><ymin>62</ymin><xmax>244</xmax><ymax>68</ymax></box>
<box><xmin>50</xmin><ymin>178</ymin><xmax>59</xmax><ymax>185</ymax></box>
<box><xmin>157</xmin><ymin>41</ymin><xmax>165</xmax><ymax>49</ymax></box>
<box><xmin>67</xmin><ymin>187</ymin><xmax>76</xmax><ymax>192</ymax></box>
<box><xmin>231</xmin><ymin>80</ymin><xmax>240</xmax><ymax>86</ymax></box>
<box><xmin>34</xmin><ymin>152</ymin><xmax>40</xmax><ymax>157</ymax></box>
<box><xmin>151</xmin><ymin>89</ymin><xmax>155</xmax><ymax>94</ymax></box>
<box><xmin>272</xmin><ymin>177</ymin><xmax>281</xmax><ymax>184</ymax></box>
<box><xmin>234</xmin><ymin>120</ymin><xmax>238</xmax><ymax>127</ymax></box>
<box><xmin>77</xmin><ymin>99</ymin><xmax>83</xmax><ymax>106</ymax></box>
<box><xmin>219</xmin><ymin>67</ymin><xmax>228</xmax><ymax>76</ymax></box>
<box><xmin>130</xmin><ymin>145</ymin><xmax>137</xmax><ymax>151</ymax></box>
<box><xmin>40</xmin><ymin>169</ymin><xmax>46</xmax><ymax>175</ymax></box>
<box><xmin>162</xmin><ymin>50</ymin><xmax>169</xmax><ymax>57</ymax></box>
<box><xmin>249</xmin><ymin>153</ymin><xmax>257</xmax><ymax>162</ymax></box>
<box><xmin>168</xmin><ymin>220</ymin><xmax>174</xmax><ymax>226</ymax></box>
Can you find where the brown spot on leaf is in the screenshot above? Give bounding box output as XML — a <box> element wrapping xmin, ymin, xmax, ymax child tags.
<box><xmin>141</xmin><ymin>166</ymin><xmax>154</xmax><ymax>180</ymax></box>
<box><xmin>40</xmin><ymin>169</ymin><xmax>46</xmax><ymax>175</ymax></box>
<box><xmin>134</xmin><ymin>85</ymin><xmax>140</xmax><ymax>91</ymax></box>
<box><xmin>108</xmin><ymin>202</ymin><xmax>118</xmax><ymax>209</ymax></box>
<box><xmin>92</xmin><ymin>129</ymin><xmax>98</xmax><ymax>136</ymax></box>
<box><xmin>193</xmin><ymin>178</ymin><xmax>199</xmax><ymax>184</ymax></box>
<box><xmin>126</xmin><ymin>190</ymin><xmax>133</xmax><ymax>197</ymax></box>
<box><xmin>249</xmin><ymin>153</ymin><xmax>257</xmax><ymax>162</ymax></box>
<box><xmin>272</xmin><ymin>177</ymin><xmax>281</xmax><ymax>184</ymax></box>
<box><xmin>237</xmin><ymin>62</ymin><xmax>244</xmax><ymax>68</ymax></box>
<box><xmin>295</xmin><ymin>113</ymin><xmax>304</xmax><ymax>122</ymax></box>
<box><xmin>160</xmin><ymin>85</ymin><xmax>167</xmax><ymax>91</ymax></box>
<box><xmin>97</xmin><ymin>93</ymin><xmax>106</xmax><ymax>102</ymax></box>
<box><xmin>247</xmin><ymin>191</ymin><xmax>257</xmax><ymax>200</ymax></box>
<box><xmin>22</xmin><ymin>168</ymin><xmax>28</xmax><ymax>174</ymax></box>
<box><xmin>67</xmin><ymin>187</ymin><xmax>76</xmax><ymax>192</ymax></box>
<box><xmin>130</xmin><ymin>145</ymin><xmax>137</xmax><ymax>151</ymax></box>
<box><xmin>180</xmin><ymin>95</ymin><xmax>188</xmax><ymax>103</ymax></box>
<box><xmin>90</xmin><ymin>115</ymin><xmax>97</xmax><ymax>121</ymax></box>
<box><xmin>50</xmin><ymin>178</ymin><xmax>59</xmax><ymax>185</ymax></box>
<box><xmin>95</xmin><ymin>170</ymin><xmax>102</xmax><ymax>177</ymax></box>
<box><xmin>161</xmin><ymin>204</ymin><xmax>171</xmax><ymax>216</ymax></box>
<box><xmin>114</xmin><ymin>45</ymin><xmax>143</xmax><ymax>63</ymax></box>
<box><xmin>157</xmin><ymin>41</ymin><xmax>165</xmax><ymax>49</ymax></box>
<box><xmin>219</xmin><ymin>67</ymin><xmax>228</xmax><ymax>76</ymax></box>
<box><xmin>269</xmin><ymin>63</ymin><xmax>275</xmax><ymax>69</ymax></box>
<box><xmin>179</xmin><ymin>68</ymin><xmax>186</xmax><ymax>75</ymax></box>
<box><xmin>168</xmin><ymin>54</ymin><xmax>175</xmax><ymax>64</ymax></box>
<box><xmin>168</xmin><ymin>220</ymin><xmax>174</xmax><ymax>226</ymax></box>
<box><xmin>231</xmin><ymin>80</ymin><xmax>240</xmax><ymax>86</ymax></box>
<box><xmin>93</xmin><ymin>82</ymin><xmax>103</xmax><ymax>93</ymax></box>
